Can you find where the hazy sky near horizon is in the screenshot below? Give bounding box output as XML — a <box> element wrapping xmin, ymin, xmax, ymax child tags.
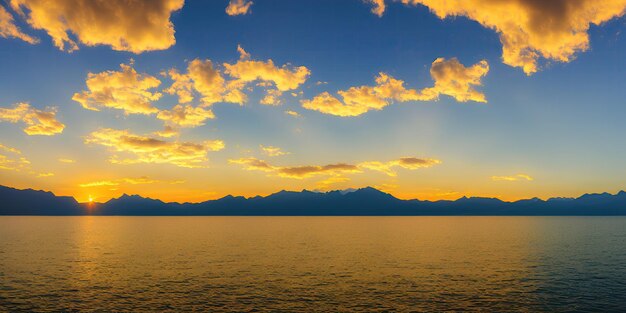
<box><xmin>1</xmin><ymin>0</ymin><xmax>626</xmax><ymax>202</ymax></box>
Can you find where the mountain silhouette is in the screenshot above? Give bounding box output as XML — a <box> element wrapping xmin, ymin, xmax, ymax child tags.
<box><xmin>1</xmin><ymin>185</ymin><xmax>625</xmax><ymax>216</ymax></box>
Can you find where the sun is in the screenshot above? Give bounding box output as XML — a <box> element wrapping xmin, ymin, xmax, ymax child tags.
<box><xmin>88</xmin><ymin>195</ymin><xmax>94</xmax><ymax>203</ymax></box>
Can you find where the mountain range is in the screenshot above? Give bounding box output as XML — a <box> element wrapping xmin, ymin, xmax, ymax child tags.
<box><xmin>1</xmin><ymin>185</ymin><xmax>625</xmax><ymax>215</ymax></box>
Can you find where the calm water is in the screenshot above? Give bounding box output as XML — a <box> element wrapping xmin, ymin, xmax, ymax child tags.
<box><xmin>1</xmin><ymin>217</ymin><xmax>626</xmax><ymax>312</ymax></box>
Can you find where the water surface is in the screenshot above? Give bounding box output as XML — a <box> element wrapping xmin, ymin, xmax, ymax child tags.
<box><xmin>1</xmin><ymin>216</ymin><xmax>626</xmax><ymax>312</ymax></box>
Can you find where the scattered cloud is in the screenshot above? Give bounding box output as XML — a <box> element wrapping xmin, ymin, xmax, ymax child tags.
<box><xmin>302</xmin><ymin>58</ymin><xmax>488</xmax><ymax>116</ymax></box>
<box><xmin>229</xmin><ymin>156</ymin><xmax>441</xmax><ymax>179</ymax></box>
<box><xmin>162</xmin><ymin>46</ymin><xmax>309</xmax><ymax>109</ymax></box>
<box><xmin>226</xmin><ymin>0</ymin><xmax>253</xmax><ymax>16</ymax></box>
<box><xmin>0</xmin><ymin>102</ymin><xmax>65</xmax><ymax>135</ymax></box>
<box><xmin>393</xmin><ymin>0</ymin><xmax>626</xmax><ymax>74</ymax></box>
<box><xmin>260</xmin><ymin>145</ymin><xmax>289</xmax><ymax>157</ymax></box>
<box><xmin>72</xmin><ymin>62</ymin><xmax>162</xmax><ymax>115</ymax></box>
<box><xmin>0</xmin><ymin>143</ymin><xmax>52</xmax><ymax>177</ymax></box>
<box><xmin>157</xmin><ymin>105</ymin><xmax>215</xmax><ymax>128</ymax></box>
<box><xmin>10</xmin><ymin>0</ymin><xmax>184</xmax><ymax>53</ymax></box>
<box><xmin>79</xmin><ymin>176</ymin><xmax>184</xmax><ymax>188</ymax></box>
<box><xmin>58</xmin><ymin>158</ymin><xmax>75</xmax><ymax>164</ymax></box>
<box><xmin>85</xmin><ymin>128</ymin><xmax>224</xmax><ymax>168</ymax></box>
<box><xmin>0</xmin><ymin>4</ymin><xmax>38</xmax><ymax>44</ymax></box>
<box><xmin>0</xmin><ymin>143</ymin><xmax>21</xmax><ymax>154</ymax></box>
<box><xmin>0</xmin><ymin>143</ymin><xmax>29</xmax><ymax>171</ymax></box>
<box><xmin>492</xmin><ymin>174</ymin><xmax>534</xmax><ymax>182</ymax></box>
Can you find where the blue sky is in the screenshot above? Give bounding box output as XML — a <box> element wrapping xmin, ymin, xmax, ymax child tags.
<box><xmin>1</xmin><ymin>0</ymin><xmax>625</xmax><ymax>202</ymax></box>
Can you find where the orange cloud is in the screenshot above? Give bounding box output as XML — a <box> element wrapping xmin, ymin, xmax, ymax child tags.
<box><xmin>10</xmin><ymin>0</ymin><xmax>184</xmax><ymax>53</ymax></box>
<box><xmin>395</xmin><ymin>0</ymin><xmax>626</xmax><ymax>74</ymax></box>
<box><xmin>0</xmin><ymin>5</ymin><xmax>37</xmax><ymax>43</ymax></box>
<box><xmin>229</xmin><ymin>156</ymin><xmax>441</xmax><ymax>178</ymax></box>
<box><xmin>73</xmin><ymin>62</ymin><xmax>162</xmax><ymax>115</ymax></box>
<box><xmin>226</xmin><ymin>0</ymin><xmax>253</xmax><ymax>16</ymax></box>
<box><xmin>85</xmin><ymin>128</ymin><xmax>224</xmax><ymax>168</ymax></box>
<box><xmin>302</xmin><ymin>58</ymin><xmax>488</xmax><ymax>116</ymax></box>
<box><xmin>0</xmin><ymin>102</ymin><xmax>65</xmax><ymax>135</ymax></box>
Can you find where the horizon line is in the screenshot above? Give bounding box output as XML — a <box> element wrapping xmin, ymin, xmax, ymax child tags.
<box><xmin>2</xmin><ymin>184</ymin><xmax>625</xmax><ymax>206</ymax></box>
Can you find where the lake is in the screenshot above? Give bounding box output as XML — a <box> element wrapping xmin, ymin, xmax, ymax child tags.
<box><xmin>1</xmin><ymin>216</ymin><xmax>626</xmax><ymax>312</ymax></box>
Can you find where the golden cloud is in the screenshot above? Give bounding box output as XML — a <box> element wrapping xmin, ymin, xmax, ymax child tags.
<box><xmin>492</xmin><ymin>174</ymin><xmax>534</xmax><ymax>182</ymax></box>
<box><xmin>163</xmin><ymin>59</ymin><xmax>236</xmax><ymax>106</ymax></box>
<box><xmin>226</xmin><ymin>0</ymin><xmax>253</xmax><ymax>16</ymax></box>
<box><xmin>73</xmin><ymin>62</ymin><xmax>162</xmax><ymax>115</ymax></box>
<box><xmin>79</xmin><ymin>176</ymin><xmax>184</xmax><ymax>188</ymax></box>
<box><xmin>367</xmin><ymin>0</ymin><xmax>386</xmax><ymax>17</ymax></box>
<box><xmin>163</xmin><ymin>46</ymin><xmax>309</xmax><ymax>108</ymax></box>
<box><xmin>10</xmin><ymin>0</ymin><xmax>184</xmax><ymax>53</ymax></box>
<box><xmin>0</xmin><ymin>142</ymin><xmax>29</xmax><ymax>171</ymax></box>
<box><xmin>229</xmin><ymin>156</ymin><xmax>440</xmax><ymax>178</ymax></box>
<box><xmin>223</xmin><ymin>45</ymin><xmax>310</xmax><ymax>104</ymax></box>
<box><xmin>0</xmin><ymin>102</ymin><xmax>65</xmax><ymax>135</ymax></box>
<box><xmin>302</xmin><ymin>58</ymin><xmax>488</xmax><ymax>116</ymax></box>
<box><xmin>396</xmin><ymin>0</ymin><xmax>626</xmax><ymax>74</ymax></box>
<box><xmin>153</xmin><ymin>126</ymin><xmax>179</xmax><ymax>138</ymax></box>
<box><xmin>0</xmin><ymin>4</ymin><xmax>37</xmax><ymax>43</ymax></box>
<box><xmin>157</xmin><ymin>104</ymin><xmax>215</xmax><ymax>128</ymax></box>
<box><xmin>260</xmin><ymin>145</ymin><xmax>289</xmax><ymax>157</ymax></box>
<box><xmin>0</xmin><ymin>143</ymin><xmax>21</xmax><ymax>154</ymax></box>
<box><xmin>85</xmin><ymin>128</ymin><xmax>224</xmax><ymax>168</ymax></box>
<box><xmin>284</xmin><ymin>110</ymin><xmax>301</xmax><ymax>118</ymax></box>
<box><xmin>58</xmin><ymin>158</ymin><xmax>75</xmax><ymax>163</ymax></box>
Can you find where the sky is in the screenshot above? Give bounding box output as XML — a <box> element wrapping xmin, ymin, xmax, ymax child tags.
<box><xmin>1</xmin><ymin>0</ymin><xmax>626</xmax><ymax>203</ymax></box>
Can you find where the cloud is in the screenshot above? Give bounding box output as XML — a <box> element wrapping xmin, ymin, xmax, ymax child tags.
<box><xmin>37</xmin><ymin>172</ymin><xmax>53</xmax><ymax>177</ymax></box>
<box><xmin>260</xmin><ymin>145</ymin><xmax>289</xmax><ymax>157</ymax></box>
<box><xmin>58</xmin><ymin>158</ymin><xmax>75</xmax><ymax>163</ymax></box>
<box><xmin>163</xmin><ymin>59</ymin><xmax>239</xmax><ymax>106</ymax></box>
<box><xmin>359</xmin><ymin>157</ymin><xmax>442</xmax><ymax>177</ymax></box>
<box><xmin>284</xmin><ymin>110</ymin><xmax>301</xmax><ymax>118</ymax></box>
<box><xmin>223</xmin><ymin>45</ymin><xmax>310</xmax><ymax>105</ymax></box>
<box><xmin>0</xmin><ymin>143</ymin><xmax>29</xmax><ymax>171</ymax></box>
<box><xmin>79</xmin><ymin>176</ymin><xmax>184</xmax><ymax>188</ymax></box>
<box><xmin>85</xmin><ymin>128</ymin><xmax>224</xmax><ymax>168</ymax></box>
<box><xmin>0</xmin><ymin>143</ymin><xmax>21</xmax><ymax>154</ymax></box>
<box><xmin>10</xmin><ymin>0</ymin><xmax>184</xmax><ymax>53</ymax></box>
<box><xmin>72</xmin><ymin>62</ymin><xmax>162</xmax><ymax>115</ymax></box>
<box><xmin>492</xmin><ymin>174</ymin><xmax>534</xmax><ymax>182</ymax></box>
<box><xmin>0</xmin><ymin>102</ymin><xmax>65</xmax><ymax>135</ymax></box>
<box><xmin>394</xmin><ymin>0</ymin><xmax>626</xmax><ymax>74</ymax></box>
<box><xmin>302</xmin><ymin>58</ymin><xmax>488</xmax><ymax>116</ymax></box>
<box><xmin>366</xmin><ymin>0</ymin><xmax>386</xmax><ymax>17</ymax></box>
<box><xmin>162</xmin><ymin>45</ymin><xmax>309</xmax><ymax>108</ymax></box>
<box><xmin>157</xmin><ymin>105</ymin><xmax>215</xmax><ymax>128</ymax></box>
<box><xmin>153</xmin><ymin>126</ymin><xmax>179</xmax><ymax>138</ymax></box>
<box><xmin>226</xmin><ymin>0</ymin><xmax>253</xmax><ymax>16</ymax></box>
<box><xmin>0</xmin><ymin>4</ymin><xmax>37</xmax><ymax>44</ymax></box>
<box><xmin>229</xmin><ymin>156</ymin><xmax>441</xmax><ymax>178</ymax></box>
